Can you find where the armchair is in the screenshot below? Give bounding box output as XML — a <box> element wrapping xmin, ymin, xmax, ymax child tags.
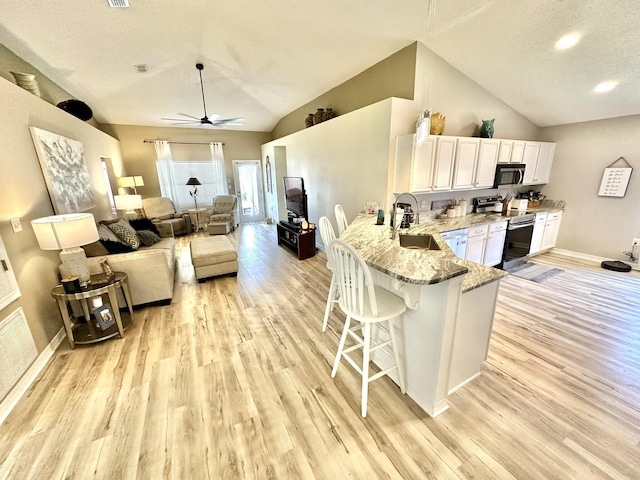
<box><xmin>205</xmin><ymin>195</ymin><xmax>238</xmax><ymax>231</ymax></box>
<box><xmin>141</xmin><ymin>197</ymin><xmax>192</xmax><ymax>236</ymax></box>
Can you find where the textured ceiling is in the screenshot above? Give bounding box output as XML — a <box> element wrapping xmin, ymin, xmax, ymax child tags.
<box><xmin>1</xmin><ymin>0</ymin><xmax>638</xmax><ymax>132</ymax></box>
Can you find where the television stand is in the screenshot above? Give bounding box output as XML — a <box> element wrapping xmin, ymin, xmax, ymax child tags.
<box><xmin>277</xmin><ymin>222</ymin><xmax>316</xmax><ymax>260</ymax></box>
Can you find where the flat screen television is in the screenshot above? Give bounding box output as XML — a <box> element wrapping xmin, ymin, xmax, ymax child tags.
<box><xmin>283</xmin><ymin>176</ymin><xmax>307</xmax><ymax>222</ymax></box>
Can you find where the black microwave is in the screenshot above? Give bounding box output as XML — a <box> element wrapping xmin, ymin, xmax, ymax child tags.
<box><xmin>493</xmin><ymin>164</ymin><xmax>525</xmax><ymax>188</ymax></box>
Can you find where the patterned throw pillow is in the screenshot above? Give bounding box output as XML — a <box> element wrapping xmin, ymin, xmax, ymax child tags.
<box><xmin>107</xmin><ymin>219</ymin><xmax>140</xmax><ymax>250</ymax></box>
<box><xmin>97</xmin><ymin>224</ymin><xmax>121</xmax><ymax>243</ymax></box>
<box><xmin>137</xmin><ymin>229</ymin><xmax>161</xmax><ymax>247</ymax></box>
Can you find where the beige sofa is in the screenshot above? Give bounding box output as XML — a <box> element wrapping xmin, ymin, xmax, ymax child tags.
<box><xmin>86</xmin><ymin>235</ymin><xmax>176</xmax><ymax>306</ymax></box>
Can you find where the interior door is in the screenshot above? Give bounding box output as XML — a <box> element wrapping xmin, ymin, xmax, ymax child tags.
<box><xmin>232</xmin><ymin>160</ymin><xmax>265</xmax><ymax>223</ymax></box>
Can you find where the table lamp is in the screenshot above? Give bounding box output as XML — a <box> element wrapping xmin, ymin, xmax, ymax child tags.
<box><xmin>117</xmin><ymin>175</ymin><xmax>144</xmax><ymax>194</ymax></box>
<box><xmin>114</xmin><ymin>194</ymin><xmax>142</xmax><ymax>219</ymax></box>
<box><xmin>31</xmin><ymin>213</ymin><xmax>99</xmax><ymax>288</ymax></box>
<box><xmin>186</xmin><ymin>177</ymin><xmax>202</xmax><ymax>209</ymax></box>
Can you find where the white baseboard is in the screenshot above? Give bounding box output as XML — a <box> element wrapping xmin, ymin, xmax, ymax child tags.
<box><xmin>550</xmin><ymin>248</ymin><xmax>609</xmax><ymax>263</ymax></box>
<box><xmin>0</xmin><ymin>327</ymin><xmax>65</xmax><ymax>426</ymax></box>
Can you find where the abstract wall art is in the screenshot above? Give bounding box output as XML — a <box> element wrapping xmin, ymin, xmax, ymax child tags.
<box><xmin>29</xmin><ymin>127</ymin><xmax>94</xmax><ymax>214</ymax></box>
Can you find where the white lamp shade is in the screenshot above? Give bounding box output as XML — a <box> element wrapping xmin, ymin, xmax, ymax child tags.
<box><xmin>117</xmin><ymin>176</ymin><xmax>144</xmax><ymax>188</ymax></box>
<box><xmin>31</xmin><ymin>213</ymin><xmax>99</xmax><ymax>250</ymax></box>
<box><xmin>114</xmin><ymin>194</ymin><xmax>142</xmax><ymax>211</ymax></box>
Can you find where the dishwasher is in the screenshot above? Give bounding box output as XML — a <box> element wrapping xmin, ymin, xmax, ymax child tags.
<box><xmin>441</xmin><ymin>228</ymin><xmax>469</xmax><ymax>259</ymax></box>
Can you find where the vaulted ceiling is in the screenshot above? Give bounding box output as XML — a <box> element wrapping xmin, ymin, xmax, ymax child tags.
<box><xmin>1</xmin><ymin>0</ymin><xmax>638</xmax><ymax>132</ymax></box>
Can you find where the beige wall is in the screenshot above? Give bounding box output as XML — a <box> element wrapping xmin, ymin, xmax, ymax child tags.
<box><xmin>271</xmin><ymin>43</ymin><xmax>417</xmax><ymax>140</ymax></box>
<box><xmin>539</xmin><ymin>115</ymin><xmax>640</xmax><ymax>258</ymax></box>
<box><xmin>0</xmin><ymin>43</ymin><xmax>101</xmax><ymax>129</ymax></box>
<box><xmin>0</xmin><ymin>77</ymin><xmax>124</xmax><ymax>352</ymax></box>
<box><xmin>101</xmin><ymin>124</ymin><xmax>271</xmax><ymax>201</ymax></box>
<box><xmin>262</xmin><ymin>99</ymin><xmax>395</xmax><ymax>239</ymax></box>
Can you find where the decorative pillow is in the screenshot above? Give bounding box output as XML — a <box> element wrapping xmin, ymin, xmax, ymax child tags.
<box><xmin>107</xmin><ymin>219</ymin><xmax>140</xmax><ymax>250</ymax></box>
<box><xmin>98</xmin><ymin>224</ymin><xmax>122</xmax><ymax>243</ymax></box>
<box><xmin>100</xmin><ymin>239</ymin><xmax>134</xmax><ymax>254</ymax></box>
<box><xmin>137</xmin><ymin>230</ymin><xmax>161</xmax><ymax>247</ymax></box>
<box><xmin>213</xmin><ymin>202</ymin><xmax>234</xmax><ymax>214</ymax></box>
<box><xmin>82</xmin><ymin>241</ymin><xmax>109</xmax><ymax>257</ymax></box>
<box><xmin>129</xmin><ymin>217</ymin><xmax>160</xmax><ymax>236</ymax></box>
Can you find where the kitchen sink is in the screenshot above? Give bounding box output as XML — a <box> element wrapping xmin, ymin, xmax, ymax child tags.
<box><xmin>399</xmin><ymin>233</ymin><xmax>441</xmax><ymax>250</ymax></box>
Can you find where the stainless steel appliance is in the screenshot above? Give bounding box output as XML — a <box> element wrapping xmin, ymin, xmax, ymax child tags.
<box><xmin>473</xmin><ymin>196</ymin><xmax>502</xmax><ymax>213</ymax></box>
<box><xmin>493</xmin><ymin>163</ymin><xmax>525</xmax><ymax>188</ymax></box>
<box><xmin>502</xmin><ymin>212</ymin><xmax>536</xmax><ymax>269</ymax></box>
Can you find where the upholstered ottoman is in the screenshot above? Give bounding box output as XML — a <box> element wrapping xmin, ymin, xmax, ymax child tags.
<box><xmin>208</xmin><ymin>221</ymin><xmax>230</xmax><ymax>235</ymax></box>
<box><xmin>190</xmin><ymin>236</ymin><xmax>239</xmax><ymax>282</ymax></box>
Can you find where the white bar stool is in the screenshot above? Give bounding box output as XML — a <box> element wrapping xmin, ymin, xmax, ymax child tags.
<box><xmin>328</xmin><ymin>239</ymin><xmax>407</xmax><ymax>417</ymax></box>
<box><xmin>334</xmin><ymin>204</ymin><xmax>349</xmax><ymax>236</ymax></box>
<box><xmin>318</xmin><ymin>216</ymin><xmax>339</xmax><ymax>332</ymax></box>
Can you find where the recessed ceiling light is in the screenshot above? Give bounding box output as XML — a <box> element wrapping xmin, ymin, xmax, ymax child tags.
<box><xmin>594</xmin><ymin>81</ymin><xmax>617</xmax><ymax>93</ymax></box>
<box><xmin>555</xmin><ymin>34</ymin><xmax>580</xmax><ymax>50</ymax></box>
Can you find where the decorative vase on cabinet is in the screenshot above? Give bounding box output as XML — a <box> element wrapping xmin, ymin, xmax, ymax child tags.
<box><xmin>305</xmin><ymin>114</ymin><xmax>314</xmax><ymax>128</ymax></box>
<box><xmin>314</xmin><ymin>109</ymin><xmax>325</xmax><ymax>125</ymax></box>
<box><xmin>322</xmin><ymin>108</ymin><xmax>336</xmax><ymax>122</ymax></box>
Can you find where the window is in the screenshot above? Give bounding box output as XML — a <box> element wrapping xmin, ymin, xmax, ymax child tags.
<box><xmin>160</xmin><ymin>161</ymin><xmax>218</xmax><ymax>211</ymax></box>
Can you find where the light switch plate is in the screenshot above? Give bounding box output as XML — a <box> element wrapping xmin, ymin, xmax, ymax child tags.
<box><xmin>10</xmin><ymin>218</ymin><xmax>22</xmax><ymax>233</ymax></box>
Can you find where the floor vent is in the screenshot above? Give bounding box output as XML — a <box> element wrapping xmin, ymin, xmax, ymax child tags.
<box><xmin>0</xmin><ymin>308</ymin><xmax>37</xmax><ymax>401</ymax></box>
<box><xmin>108</xmin><ymin>0</ymin><xmax>130</xmax><ymax>8</ymax></box>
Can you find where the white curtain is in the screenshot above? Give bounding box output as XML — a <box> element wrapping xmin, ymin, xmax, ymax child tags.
<box><xmin>210</xmin><ymin>142</ymin><xmax>229</xmax><ymax>195</ymax></box>
<box><xmin>154</xmin><ymin>140</ymin><xmax>178</xmax><ymax>202</ymax></box>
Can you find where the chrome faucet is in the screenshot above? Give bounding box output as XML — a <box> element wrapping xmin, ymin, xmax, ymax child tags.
<box><xmin>390</xmin><ymin>192</ymin><xmax>420</xmax><ymax>239</ymax></box>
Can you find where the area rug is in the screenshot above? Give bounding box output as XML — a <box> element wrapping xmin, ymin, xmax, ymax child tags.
<box><xmin>506</xmin><ymin>262</ymin><xmax>564</xmax><ymax>283</ymax></box>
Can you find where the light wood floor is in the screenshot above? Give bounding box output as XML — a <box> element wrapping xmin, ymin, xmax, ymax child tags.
<box><xmin>1</xmin><ymin>224</ymin><xmax>639</xmax><ymax>479</ymax></box>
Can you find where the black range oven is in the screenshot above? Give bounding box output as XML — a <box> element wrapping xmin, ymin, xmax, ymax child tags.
<box><xmin>502</xmin><ymin>213</ymin><xmax>536</xmax><ymax>269</ymax></box>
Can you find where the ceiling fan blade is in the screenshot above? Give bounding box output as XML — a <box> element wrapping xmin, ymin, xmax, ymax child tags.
<box><xmin>212</xmin><ymin>117</ymin><xmax>244</xmax><ymax>125</ymax></box>
<box><xmin>161</xmin><ymin>117</ymin><xmax>200</xmax><ymax>123</ymax></box>
<box><xmin>177</xmin><ymin>113</ymin><xmax>201</xmax><ymax>120</ymax></box>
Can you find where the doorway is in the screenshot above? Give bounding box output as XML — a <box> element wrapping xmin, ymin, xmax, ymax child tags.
<box><xmin>232</xmin><ymin>160</ymin><xmax>265</xmax><ymax>223</ymax></box>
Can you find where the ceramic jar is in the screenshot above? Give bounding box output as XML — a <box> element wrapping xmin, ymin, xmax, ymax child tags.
<box><xmin>314</xmin><ymin>109</ymin><xmax>325</xmax><ymax>125</ymax></box>
<box><xmin>305</xmin><ymin>114</ymin><xmax>314</xmax><ymax>128</ymax></box>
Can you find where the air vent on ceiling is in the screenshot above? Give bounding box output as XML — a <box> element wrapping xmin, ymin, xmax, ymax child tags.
<box><xmin>134</xmin><ymin>64</ymin><xmax>149</xmax><ymax>73</ymax></box>
<box><xmin>108</xmin><ymin>0</ymin><xmax>130</xmax><ymax>7</ymax></box>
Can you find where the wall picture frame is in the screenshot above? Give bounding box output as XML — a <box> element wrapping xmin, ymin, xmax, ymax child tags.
<box><xmin>29</xmin><ymin>126</ymin><xmax>95</xmax><ymax>214</ymax></box>
<box><xmin>93</xmin><ymin>302</ymin><xmax>116</xmax><ymax>331</ymax></box>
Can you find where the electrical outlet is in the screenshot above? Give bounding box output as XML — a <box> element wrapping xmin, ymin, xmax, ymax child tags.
<box><xmin>420</xmin><ymin>200</ymin><xmax>429</xmax><ymax>209</ymax></box>
<box><xmin>10</xmin><ymin>218</ymin><xmax>22</xmax><ymax>233</ymax></box>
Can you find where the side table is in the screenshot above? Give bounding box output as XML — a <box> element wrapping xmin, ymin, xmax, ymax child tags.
<box><xmin>51</xmin><ymin>272</ymin><xmax>134</xmax><ymax>349</ymax></box>
<box><xmin>188</xmin><ymin>208</ymin><xmax>209</xmax><ymax>232</ymax></box>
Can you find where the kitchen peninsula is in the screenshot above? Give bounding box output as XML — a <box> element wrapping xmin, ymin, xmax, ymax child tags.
<box><xmin>339</xmin><ymin>214</ymin><xmax>506</xmax><ymax>417</ymax></box>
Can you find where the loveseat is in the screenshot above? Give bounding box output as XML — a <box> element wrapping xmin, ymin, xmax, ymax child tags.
<box><xmin>83</xmin><ymin>219</ymin><xmax>176</xmax><ymax>306</ymax></box>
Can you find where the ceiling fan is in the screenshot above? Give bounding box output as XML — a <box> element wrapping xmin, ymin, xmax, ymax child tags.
<box><xmin>162</xmin><ymin>63</ymin><xmax>244</xmax><ymax>127</ymax></box>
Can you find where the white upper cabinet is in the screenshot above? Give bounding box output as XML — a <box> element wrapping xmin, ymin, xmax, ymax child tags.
<box><xmin>453</xmin><ymin>138</ymin><xmax>480</xmax><ymax>190</ymax></box>
<box><xmin>475</xmin><ymin>139</ymin><xmax>500</xmax><ymax>188</ymax></box>
<box><xmin>393</xmin><ymin>134</ymin><xmax>435</xmax><ymax>193</ymax></box>
<box><xmin>532</xmin><ymin>142</ymin><xmax>555</xmax><ymax>184</ymax></box>
<box><xmin>522</xmin><ymin>142</ymin><xmax>541</xmax><ymax>184</ymax></box>
<box><xmin>522</xmin><ymin>141</ymin><xmax>555</xmax><ymax>185</ymax></box>
<box><xmin>497</xmin><ymin>140</ymin><xmax>526</xmax><ymax>164</ymax></box>
<box><xmin>432</xmin><ymin>136</ymin><xmax>457</xmax><ymax>191</ymax></box>
<box><xmin>394</xmin><ymin>134</ymin><xmax>554</xmax><ymax>193</ymax></box>
<box><xmin>511</xmin><ymin>141</ymin><xmax>525</xmax><ymax>163</ymax></box>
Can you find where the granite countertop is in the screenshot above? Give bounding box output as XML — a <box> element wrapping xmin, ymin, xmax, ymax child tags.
<box><xmin>340</xmin><ymin>214</ymin><xmax>507</xmax><ymax>293</ymax></box>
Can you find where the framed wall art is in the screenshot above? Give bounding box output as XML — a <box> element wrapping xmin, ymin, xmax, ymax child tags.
<box><xmin>0</xmin><ymin>235</ymin><xmax>21</xmax><ymax>311</ymax></box>
<box><xmin>29</xmin><ymin>126</ymin><xmax>95</xmax><ymax>214</ymax></box>
<box><xmin>597</xmin><ymin>157</ymin><xmax>633</xmax><ymax>197</ymax></box>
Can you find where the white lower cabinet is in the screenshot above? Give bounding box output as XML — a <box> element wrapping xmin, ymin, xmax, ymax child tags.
<box><xmin>484</xmin><ymin>221</ymin><xmax>508</xmax><ymax>266</ymax></box>
<box><xmin>464</xmin><ymin>221</ymin><xmax>507</xmax><ymax>266</ymax></box>
<box><xmin>465</xmin><ymin>224</ymin><xmax>489</xmax><ymax>263</ymax></box>
<box><xmin>540</xmin><ymin>211</ymin><xmax>562</xmax><ymax>251</ymax></box>
<box><xmin>529</xmin><ymin>212</ymin><xmax>547</xmax><ymax>255</ymax></box>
